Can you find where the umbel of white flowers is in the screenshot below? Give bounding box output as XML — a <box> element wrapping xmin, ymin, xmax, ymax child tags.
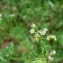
<box><xmin>30</xmin><ymin>23</ymin><xmax>48</xmax><ymax>41</ymax></box>
<box><xmin>46</xmin><ymin>35</ymin><xmax>57</xmax><ymax>41</ymax></box>
<box><xmin>48</xmin><ymin>50</ymin><xmax>56</xmax><ymax>61</ymax></box>
<box><xmin>38</xmin><ymin>28</ymin><xmax>48</xmax><ymax>36</ymax></box>
<box><xmin>30</xmin><ymin>23</ymin><xmax>48</xmax><ymax>35</ymax></box>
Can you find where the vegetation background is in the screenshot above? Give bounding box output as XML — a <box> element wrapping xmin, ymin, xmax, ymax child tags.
<box><xmin>0</xmin><ymin>0</ymin><xmax>63</xmax><ymax>63</ymax></box>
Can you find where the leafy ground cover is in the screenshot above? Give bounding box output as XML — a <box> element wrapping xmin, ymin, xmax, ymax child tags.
<box><xmin>0</xmin><ymin>0</ymin><xmax>63</xmax><ymax>63</ymax></box>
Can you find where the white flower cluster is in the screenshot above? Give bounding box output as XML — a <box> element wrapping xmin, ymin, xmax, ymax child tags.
<box><xmin>30</xmin><ymin>23</ymin><xmax>36</xmax><ymax>34</ymax></box>
<box><xmin>31</xmin><ymin>23</ymin><xmax>36</xmax><ymax>28</ymax></box>
<box><xmin>30</xmin><ymin>23</ymin><xmax>48</xmax><ymax>41</ymax></box>
<box><xmin>48</xmin><ymin>50</ymin><xmax>56</xmax><ymax>61</ymax></box>
<box><xmin>46</xmin><ymin>35</ymin><xmax>57</xmax><ymax>41</ymax></box>
<box><xmin>30</xmin><ymin>23</ymin><xmax>48</xmax><ymax>35</ymax></box>
<box><xmin>50</xmin><ymin>50</ymin><xmax>56</xmax><ymax>55</ymax></box>
<box><xmin>30</xmin><ymin>29</ymin><xmax>35</xmax><ymax>34</ymax></box>
<box><xmin>38</xmin><ymin>28</ymin><xmax>48</xmax><ymax>36</ymax></box>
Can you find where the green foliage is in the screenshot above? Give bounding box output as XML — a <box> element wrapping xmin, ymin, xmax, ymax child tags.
<box><xmin>0</xmin><ymin>43</ymin><xmax>14</xmax><ymax>63</ymax></box>
<box><xmin>0</xmin><ymin>0</ymin><xmax>63</xmax><ymax>63</ymax></box>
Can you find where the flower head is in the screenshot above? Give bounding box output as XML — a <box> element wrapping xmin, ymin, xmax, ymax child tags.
<box><xmin>38</xmin><ymin>30</ymin><xmax>43</xmax><ymax>35</ymax></box>
<box><xmin>46</xmin><ymin>35</ymin><xmax>57</xmax><ymax>41</ymax></box>
<box><xmin>50</xmin><ymin>50</ymin><xmax>56</xmax><ymax>55</ymax></box>
<box><xmin>42</xmin><ymin>28</ymin><xmax>48</xmax><ymax>35</ymax></box>
<box><xmin>30</xmin><ymin>28</ymin><xmax>35</xmax><ymax>34</ymax></box>
<box><xmin>44</xmin><ymin>28</ymin><xmax>48</xmax><ymax>32</ymax></box>
<box><xmin>31</xmin><ymin>23</ymin><xmax>36</xmax><ymax>28</ymax></box>
<box><xmin>38</xmin><ymin>28</ymin><xmax>48</xmax><ymax>36</ymax></box>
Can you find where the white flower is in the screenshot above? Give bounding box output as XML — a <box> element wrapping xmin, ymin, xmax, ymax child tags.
<box><xmin>31</xmin><ymin>23</ymin><xmax>36</xmax><ymax>28</ymax></box>
<box><xmin>48</xmin><ymin>56</ymin><xmax>54</xmax><ymax>61</ymax></box>
<box><xmin>43</xmin><ymin>28</ymin><xmax>48</xmax><ymax>32</ymax></box>
<box><xmin>30</xmin><ymin>28</ymin><xmax>35</xmax><ymax>34</ymax></box>
<box><xmin>0</xmin><ymin>14</ymin><xmax>2</xmax><ymax>17</ymax></box>
<box><xmin>42</xmin><ymin>31</ymin><xmax>46</xmax><ymax>35</ymax></box>
<box><xmin>38</xmin><ymin>28</ymin><xmax>48</xmax><ymax>36</ymax></box>
<box><xmin>51</xmin><ymin>35</ymin><xmax>57</xmax><ymax>41</ymax></box>
<box><xmin>50</xmin><ymin>50</ymin><xmax>56</xmax><ymax>55</ymax></box>
<box><xmin>38</xmin><ymin>30</ymin><xmax>43</xmax><ymax>35</ymax></box>
<box><xmin>42</xmin><ymin>28</ymin><xmax>48</xmax><ymax>35</ymax></box>
<box><xmin>46</xmin><ymin>35</ymin><xmax>57</xmax><ymax>41</ymax></box>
